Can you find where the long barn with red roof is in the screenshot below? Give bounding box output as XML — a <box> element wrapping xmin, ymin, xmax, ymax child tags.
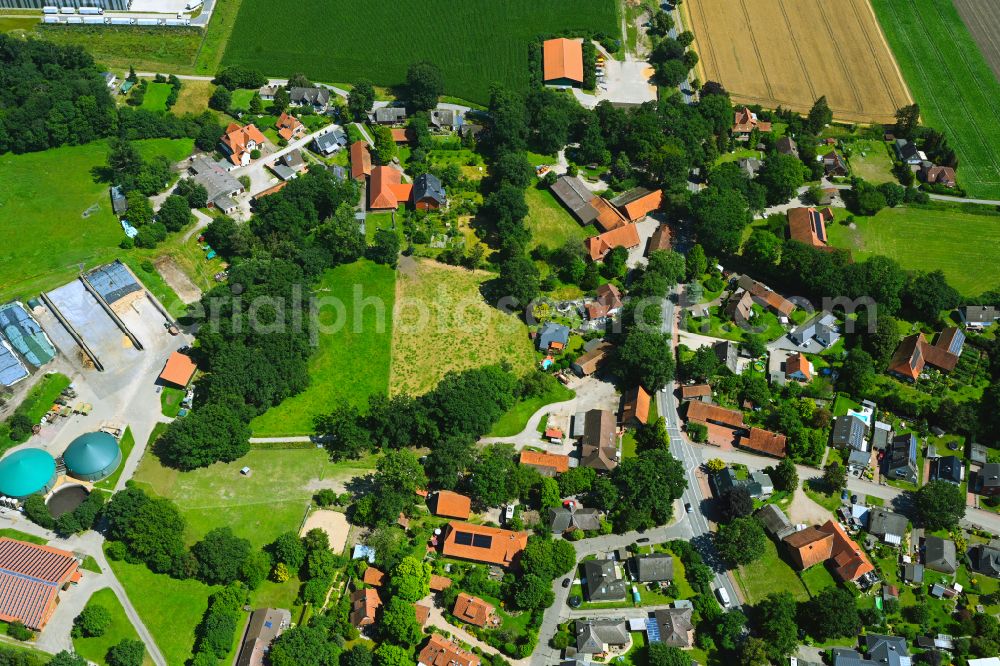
<box><xmin>0</xmin><ymin>538</ymin><xmax>81</xmax><ymax>630</ymax></box>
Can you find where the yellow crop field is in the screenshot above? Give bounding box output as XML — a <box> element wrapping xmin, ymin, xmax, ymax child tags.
<box><xmin>687</xmin><ymin>0</ymin><xmax>912</xmax><ymax>124</ymax></box>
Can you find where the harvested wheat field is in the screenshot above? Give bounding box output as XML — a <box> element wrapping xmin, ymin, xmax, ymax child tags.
<box><xmin>687</xmin><ymin>0</ymin><xmax>911</xmax><ymax>123</ymax></box>
<box><xmin>389</xmin><ymin>257</ymin><xmax>536</xmax><ymax>396</ymax></box>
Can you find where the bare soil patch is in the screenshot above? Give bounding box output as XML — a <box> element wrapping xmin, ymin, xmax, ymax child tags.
<box><xmin>300</xmin><ymin>509</ymin><xmax>350</xmax><ymax>553</ymax></box>
<box><xmin>154</xmin><ymin>255</ymin><xmax>201</xmax><ymax>304</ymax></box>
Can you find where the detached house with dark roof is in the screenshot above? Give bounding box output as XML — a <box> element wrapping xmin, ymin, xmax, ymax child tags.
<box><xmin>413</xmin><ymin>173</ymin><xmax>446</xmax><ymax>210</ymax></box>
<box><xmin>931</xmin><ymin>455</ymin><xmax>963</xmax><ymax>484</ymax></box>
<box><xmin>578</xmin><ymin>409</ymin><xmax>619</xmax><ymax>472</ymax></box>
<box><xmin>629</xmin><ymin>554</ymin><xmax>674</xmax><ymax>582</ymax></box>
<box><xmin>924</xmin><ymin>536</ymin><xmax>957</xmax><ymax>573</ymax></box>
<box><xmin>886</xmin><ymin>434</ymin><xmax>918</xmax><ymax>484</ymax></box>
<box><xmin>868</xmin><ymin>509</ymin><xmax>907</xmax><ymax>546</ymax></box>
<box><xmin>968</xmin><ymin>544</ymin><xmax>1000</xmax><ymax>579</ymax></box>
<box><xmin>975</xmin><ymin>463</ymin><xmax>1000</xmax><ymax>496</ymax></box>
<box><xmin>959</xmin><ymin>305</ymin><xmax>1000</xmax><ymax>330</ymax></box>
<box><xmin>289</xmin><ymin>86</ymin><xmax>331</xmax><ymax>112</ymax></box>
<box><xmin>822</xmin><ymin>151</ymin><xmax>849</xmax><ymax>177</ymax></box>
<box><xmin>582</xmin><ymin>559</ymin><xmax>627</xmax><ymax>601</ymax></box>
<box><xmin>832</xmin><ymin>415</ymin><xmax>867</xmax><ymax>450</ymax></box>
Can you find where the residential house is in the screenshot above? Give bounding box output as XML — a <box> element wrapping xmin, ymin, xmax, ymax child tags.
<box><xmin>894</xmin><ymin>138</ymin><xmax>924</xmax><ymax>165</ymax></box>
<box><xmin>586</xmin><ymin>283</ymin><xmax>623</xmax><ymax>320</ymax></box>
<box><xmin>0</xmin><ymin>538</ymin><xmax>82</xmax><ymax>630</ymax></box>
<box><xmin>924</xmin><ymin>536</ymin><xmax>957</xmax><ymax>574</ymax></box>
<box><xmin>551</xmin><ymin>176</ymin><xmax>599</xmax><ymax>225</ymax></box>
<box><xmin>783</xmin><ymin>527</ymin><xmax>834</xmax><ymax>570</ymax></box>
<box><xmin>758</xmin><ymin>504</ymin><xmax>796</xmax><ymax>540</ymax></box>
<box><xmin>737</xmin><ymin>427</ymin><xmax>787</xmax><ymax>458</ymax></box>
<box><xmin>738</xmin><ymin>157</ymin><xmax>762</xmax><ymax>177</ymax></box>
<box><xmin>220</xmin><ymin>122</ymin><xmax>266</xmax><ymax>167</ymax></box>
<box><xmin>647</xmin><ymin>224</ymin><xmax>672</xmax><ymax>255</ymax></box>
<box><xmin>789</xmin><ymin>311</ymin><xmax>839</xmax><ymax>347</ymax></box>
<box><xmin>847</xmin><ymin>449</ymin><xmax>872</xmax><ymax>473</ymax></box>
<box><xmin>872</xmin><ymin>421</ymin><xmax>892</xmax><ymax>451</ymax></box>
<box><xmin>350</xmin><ymin>141</ymin><xmax>372</xmax><ymax>181</ymax></box>
<box><xmin>822</xmin><ymin>151</ymin><xmax>848</xmax><ymax>177</ymax></box>
<box><xmin>931</xmin><ymin>455</ymin><xmax>963</xmax><ymax>484</ymax></box>
<box><xmin>413</xmin><ymin>173</ymin><xmax>446</xmax><ymax>210</ymax></box>
<box><xmin>921</xmin><ymin>162</ymin><xmax>957</xmax><ymax>188</ymax></box>
<box><xmin>582</xmin><ymin>560</ymin><xmax>627</xmax><ymax>601</ymax></box>
<box><xmin>969</xmin><ymin>442</ymin><xmax>989</xmax><ymax>465</ymax></box>
<box><xmin>371</xmin><ymin>106</ymin><xmax>407</xmax><ymax>125</ymax></box>
<box><xmin>368</xmin><ymin>166</ymin><xmax>412</xmax><ymax>209</ymax></box>
<box><xmin>187</xmin><ymin>156</ymin><xmax>245</xmax><ymax>211</ymax></box>
<box><xmin>234</xmin><ymin>608</ymin><xmax>291</xmax><ymax>666</ymax></box>
<box><xmin>275</xmin><ymin>112</ymin><xmax>304</xmax><ymax>141</ymax></box>
<box><xmin>429</xmin><ymin>575</ymin><xmax>452</xmax><ymax>592</ymax></box>
<box><xmin>968</xmin><ymin>544</ymin><xmax>1000</xmax><ymax>579</ymax></box>
<box><xmin>621</xmin><ymin>386</ymin><xmax>651</xmax><ymax>426</ymax></box>
<box><xmin>714</xmin><ymin>339</ymin><xmax>739</xmax><ymax>373</ymax></box>
<box><xmin>785</xmin><ymin>352</ymin><xmax>812</xmax><ymax>383</ymax></box>
<box><xmin>776</xmin><ymin>136</ymin><xmax>798</xmax><ymax>157</ymax></box>
<box><xmin>629</xmin><ymin>554</ymin><xmax>674</xmax><ymax>583</ymax></box>
<box><xmin>584</xmin><ymin>224</ymin><xmax>640</xmax><ymax>261</ymax></box>
<box><xmin>452</xmin><ymin>593</ymin><xmax>498</xmax><ymax>628</ymax></box>
<box><xmin>313</xmin><ymin>127</ymin><xmax>347</xmax><ymax>155</ymax></box>
<box><xmin>575</xmin><ymin>619</ymin><xmax>629</xmax><ymax>655</ymax></box>
<box><xmin>542</xmin><ymin>38</ymin><xmax>584</xmax><ymax>87</ymax></box>
<box><xmin>885</xmin><ymin>433</ymin><xmax>919</xmax><ymax>484</ymax></box>
<box><xmin>903</xmin><ymin>562</ymin><xmax>925</xmax><ymax>584</ymax></box>
<box><xmin>440</xmin><ymin>522</ymin><xmax>528</xmax><ymax>567</ymax></box>
<box><xmin>652</xmin><ymin>607</ymin><xmax>694</xmax><ymax>648</ymax></box>
<box><xmin>737</xmin><ymin>275</ymin><xmax>796</xmax><ymax>318</ymax></box>
<box><xmin>258</xmin><ymin>84</ymin><xmax>279</xmax><ymax>101</ymax></box>
<box><xmin>362</xmin><ymin>567</ymin><xmax>385</xmax><ymax>587</ymax></box>
<box><xmin>571</xmin><ymin>340</ymin><xmax>611</xmax><ymax>377</ymax></box>
<box><xmin>430</xmin><ymin>108</ymin><xmax>459</xmax><ymax>131</ymax></box>
<box><xmin>888</xmin><ymin>328</ymin><xmax>966</xmax><ymax>380</ymax></box>
<box><xmin>958</xmin><ymin>305</ymin><xmax>1000</xmax><ymax>330</ymax></box>
<box><xmin>610</xmin><ymin>187</ymin><xmax>663</xmax><ymax>222</ymax></box>
<box><xmin>289</xmin><ymin>86</ymin><xmax>331</xmax><ymax>112</ymax></box>
<box><xmin>418</xmin><ymin>634</ymin><xmax>480</xmax><ymax>666</ymax></box>
<box><xmin>520</xmin><ymin>450</ymin><xmax>570</xmax><ymax>477</ymax></box>
<box><xmin>867</xmin><ymin>509</ymin><xmax>907</xmax><ymax>546</ymax></box>
<box><xmin>591</xmin><ymin>196</ymin><xmax>629</xmax><ymax>232</ymax></box>
<box><xmin>680</xmin><ymin>384</ymin><xmax>711</xmax><ymax>402</ymax></box>
<box><xmin>732</xmin><ymin>106</ymin><xmax>771</xmax><ymax>139</ymax></box>
<box><xmin>787</xmin><ymin>207</ymin><xmax>833</xmax><ymax>248</ymax></box>
<box><xmin>724</xmin><ymin>291</ymin><xmax>754</xmax><ymax>326</ymax></box>
<box><xmin>975</xmin><ymin>463</ymin><xmax>1000</xmax><ymax>496</ymax></box>
<box><xmin>536</xmin><ymin>322</ymin><xmax>570</xmax><ymax>352</ymax></box>
<box><xmin>430</xmin><ymin>491</ymin><xmax>472</xmax><ymax>520</ymax></box>
<box><xmin>686</xmin><ymin>401</ymin><xmax>744</xmax><ymax>430</ymax></box>
<box><xmin>390</xmin><ymin>128</ymin><xmax>412</xmax><ymax>144</ymax></box>
<box><xmin>349</xmin><ymin>588</ymin><xmax>381</xmax><ymax>628</ymax></box>
<box><xmin>864</xmin><ymin>635</ymin><xmax>911</xmax><ymax>665</ymax></box>
<box><xmin>548</xmin><ymin>506</ymin><xmax>601</xmax><ymax>533</ymax></box>
<box><xmin>578</xmin><ymin>409</ymin><xmax>619</xmax><ymax>472</ymax></box>
<box><xmin>819</xmin><ymin>519</ymin><xmax>875</xmax><ymax>583</ymax></box>
<box><xmin>752</xmin><ymin>471</ymin><xmax>774</xmax><ymax>496</ymax></box>
<box><xmin>832</xmin><ymin>415</ymin><xmax>867</xmax><ymax>450</ymax></box>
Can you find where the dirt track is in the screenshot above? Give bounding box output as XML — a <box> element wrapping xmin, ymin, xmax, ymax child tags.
<box><xmin>687</xmin><ymin>0</ymin><xmax>911</xmax><ymax>123</ymax></box>
<box><xmin>953</xmin><ymin>0</ymin><xmax>1000</xmax><ymax>80</ymax></box>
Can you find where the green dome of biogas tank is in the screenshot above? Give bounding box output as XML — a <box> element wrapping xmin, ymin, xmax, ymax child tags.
<box><xmin>63</xmin><ymin>431</ymin><xmax>122</xmax><ymax>482</ymax></box>
<box><xmin>0</xmin><ymin>448</ymin><xmax>57</xmax><ymax>498</ymax></box>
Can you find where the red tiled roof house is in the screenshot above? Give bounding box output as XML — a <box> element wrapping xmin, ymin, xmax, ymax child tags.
<box><xmin>220</xmin><ymin>123</ymin><xmax>266</xmax><ymax>167</ymax></box>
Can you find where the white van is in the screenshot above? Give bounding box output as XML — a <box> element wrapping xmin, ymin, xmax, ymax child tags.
<box><xmin>715</xmin><ymin>586</ymin><xmax>731</xmax><ymax>607</ymax></box>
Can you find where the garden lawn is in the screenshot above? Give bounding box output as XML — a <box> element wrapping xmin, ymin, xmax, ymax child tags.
<box><xmin>107</xmin><ymin>551</ymin><xmax>218</xmax><ymax>666</ymax></box>
<box><xmin>140</xmin><ymin>82</ymin><xmax>173</xmax><ymax>112</ymax></box>
<box><xmin>0</xmin><ymin>138</ymin><xmax>194</xmax><ymax>302</ymax></box>
<box><xmin>160</xmin><ymin>387</ymin><xmax>185</xmax><ymax>418</ymax></box>
<box><xmin>73</xmin><ymin>587</ymin><xmax>154</xmax><ymax>666</ymax></box>
<box><xmin>171</xmin><ymin>79</ymin><xmax>215</xmax><ymax>116</ymax></box>
<box><xmin>94</xmin><ymin>427</ymin><xmax>136</xmax><ymax>492</ymax></box>
<box><xmin>804</xmin><ymin>479</ymin><xmax>843</xmax><ymax>513</ymax></box>
<box><xmin>131</xmin><ymin>446</ymin><xmax>375</xmax><ymax>549</ymax></box>
<box><xmin>390</xmin><ymin>258</ymin><xmax>536</xmax><ymax>396</ymax></box>
<box><xmin>799</xmin><ymin>563</ymin><xmax>837</xmax><ymax>597</ymax></box>
<box><xmin>826</xmin><ymin>204</ymin><xmax>1000</xmax><ymax>296</ymax></box>
<box><xmin>229</xmin><ymin>88</ymin><xmax>255</xmax><ymax>111</ymax></box>
<box><xmin>735</xmin><ymin>537</ymin><xmax>809</xmax><ymax>604</ymax></box>
<box><xmin>488</xmin><ymin>382</ymin><xmax>574</xmax><ymax>437</ymax></box>
<box><xmin>221</xmin><ymin>0</ymin><xmax>619</xmax><ymax>104</ymax></box>
<box><xmin>870</xmin><ymin>0</ymin><xmax>1000</xmax><ymax>199</ymax></box>
<box><xmin>525</xmin><ymin>185</ymin><xmax>594</xmax><ymax>252</ymax></box>
<box><xmin>847</xmin><ymin>140</ymin><xmax>895</xmax><ymax>184</ymax></box>
<box><xmin>251</xmin><ymin>260</ymin><xmax>395</xmax><ymax>435</ymax></box>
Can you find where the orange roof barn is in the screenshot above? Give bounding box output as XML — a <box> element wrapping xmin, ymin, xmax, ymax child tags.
<box><xmin>584</xmin><ymin>223</ymin><xmax>641</xmax><ymax>261</ymax></box>
<box><xmin>350</xmin><ymin>141</ymin><xmax>372</xmax><ymax>180</ymax></box>
<box><xmin>431</xmin><ymin>491</ymin><xmax>472</xmax><ymax>519</ymax></box>
<box><xmin>519</xmin><ymin>450</ymin><xmax>571</xmax><ymax>475</ymax></box>
<box><xmin>159</xmin><ymin>351</ymin><xmax>197</xmax><ymax>387</ymax></box>
<box><xmin>542</xmin><ymin>38</ymin><xmax>584</xmax><ymax>84</ymax></box>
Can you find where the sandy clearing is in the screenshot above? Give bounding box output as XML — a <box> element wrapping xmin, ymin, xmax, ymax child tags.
<box><xmin>300</xmin><ymin>509</ymin><xmax>350</xmax><ymax>553</ymax></box>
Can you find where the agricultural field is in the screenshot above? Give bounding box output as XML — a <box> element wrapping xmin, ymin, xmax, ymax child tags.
<box><xmin>686</xmin><ymin>0</ymin><xmax>911</xmax><ymax>123</ymax></box>
<box><xmin>73</xmin><ymin>588</ymin><xmax>154</xmax><ymax>666</ymax></box>
<box><xmin>0</xmin><ymin>138</ymin><xmax>194</xmax><ymax>302</ymax></box>
<box><xmin>250</xmin><ymin>260</ymin><xmax>396</xmax><ymax>435</ymax></box>
<box><xmin>870</xmin><ymin>0</ymin><xmax>1000</xmax><ymax>199</ymax></box>
<box><xmin>825</xmin><ymin>204</ymin><xmax>1000</xmax><ymax>296</ymax></box>
<box><xmin>221</xmin><ymin>0</ymin><xmax>619</xmax><ymax>103</ymax></box>
<box><xmin>953</xmin><ymin>0</ymin><xmax>1000</xmax><ymax>80</ymax></box>
<box><xmin>389</xmin><ymin>257</ymin><xmax>536</xmax><ymax>396</ymax></box>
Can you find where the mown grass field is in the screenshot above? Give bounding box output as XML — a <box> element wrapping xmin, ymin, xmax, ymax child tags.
<box><xmin>0</xmin><ymin>138</ymin><xmax>194</xmax><ymax>302</ymax></box>
<box><xmin>390</xmin><ymin>258</ymin><xmax>536</xmax><ymax>396</ymax></box>
<box><xmin>221</xmin><ymin>0</ymin><xmax>619</xmax><ymax>103</ymax></box>
<box><xmin>140</xmin><ymin>82</ymin><xmax>173</xmax><ymax>112</ymax></box>
<box><xmin>870</xmin><ymin>0</ymin><xmax>1000</xmax><ymax>199</ymax></box>
<box><xmin>826</xmin><ymin>204</ymin><xmax>1000</xmax><ymax>296</ymax></box>
<box><xmin>73</xmin><ymin>588</ymin><xmax>154</xmax><ymax>666</ymax></box>
<box><xmin>525</xmin><ymin>185</ymin><xmax>595</xmax><ymax>252</ymax></box>
<box><xmin>250</xmin><ymin>260</ymin><xmax>396</xmax><ymax>435</ymax></box>
<box><xmin>734</xmin><ymin>536</ymin><xmax>809</xmax><ymax>604</ymax></box>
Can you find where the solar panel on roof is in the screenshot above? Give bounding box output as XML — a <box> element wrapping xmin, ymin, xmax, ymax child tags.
<box><xmin>454</xmin><ymin>532</ymin><xmax>474</xmax><ymax>546</ymax></box>
<box><xmin>949</xmin><ymin>330</ymin><xmax>965</xmax><ymax>354</ymax></box>
<box><xmin>472</xmin><ymin>534</ymin><xmax>493</xmax><ymax>549</ymax></box>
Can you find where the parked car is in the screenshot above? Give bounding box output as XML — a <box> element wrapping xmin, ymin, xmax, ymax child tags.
<box><xmin>715</xmin><ymin>586</ymin><xmax>731</xmax><ymax>607</ymax></box>
<box><xmin>685</xmin><ymin>503</ymin><xmax>693</xmax><ymax>513</ymax></box>
<box><xmin>562</xmin><ymin>578</ymin><xmax>571</xmax><ymax>588</ymax></box>
<box><xmin>636</xmin><ymin>537</ymin><xmax>650</xmax><ymax>543</ymax></box>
